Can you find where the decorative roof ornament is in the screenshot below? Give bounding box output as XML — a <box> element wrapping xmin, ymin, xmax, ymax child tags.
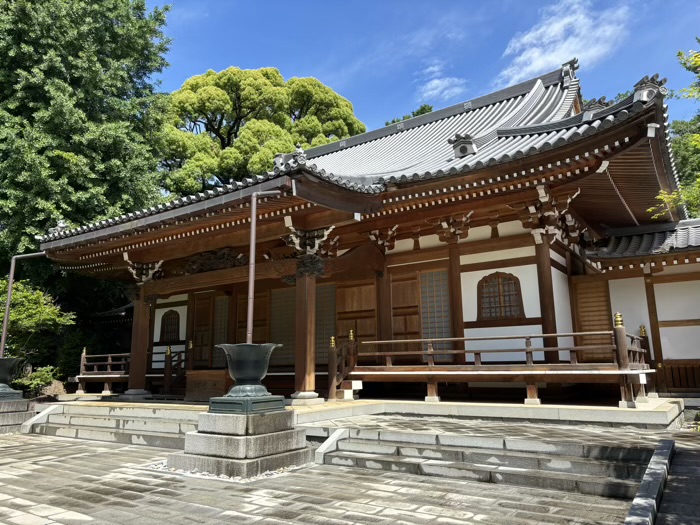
<box><xmin>448</xmin><ymin>133</ymin><xmax>478</xmax><ymax>158</ymax></box>
<box><xmin>561</xmin><ymin>58</ymin><xmax>579</xmax><ymax>87</ymax></box>
<box><xmin>293</xmin><ymin>143</ymin><xmax>307</xmax><ymax>165</ymax></box>
<box><xmin>47</xmin><ymin>220</ymin><xmax>68</xmax><ymax>237</ymax></box>
<box><xmin>582</xmin><ymin>97</ymin><xmax>613</xmax><ymax>112</ymax></box>
<box><xmin>633</xmin><ymin>73</ymin><xmax>668</xmax><ymax>103</ymax></box>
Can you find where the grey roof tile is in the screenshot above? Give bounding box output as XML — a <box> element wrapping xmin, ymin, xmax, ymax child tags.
<box><xmin>592</xmin><ymin>219</ymin><xmax>700</xmax><ymax>258</ymax></box>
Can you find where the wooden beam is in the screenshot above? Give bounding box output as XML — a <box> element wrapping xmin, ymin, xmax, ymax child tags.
<box><xmin>448</xmin><ymin>243</ymin><xmax>465</xmax><ymax>362</ymax></box>
<box><xmin>375</xmin><ymin>262</ymin><xmax>393</xmax><ymax>341</ymax></box>
<box><xmin>658</xmin><ymin>319</ymin><xmax>700</xmax><ymax>328</ymax></box>
<box><xmin>295</xmin><ymin>274</ymin><xmax>317</xmax><ymax>393</ymax></box>
<box><xmin>127</xmin><ymin>289</ymin><xmax>151</xmax><ymax>392</ymax></box>
<box><xmin>535</xmin><ymin>240</ymin><xmax>558</xmax><ymax>359</ymax></box>
<box><xmin>643</xmin><ymin>274</ymin><xmax>665</xmax><ymax>392</ymax></box>
<box><xmin>292</xmin><ymin>173</ymin><xmax>383</xmax><ymax>214</ymax></box>
<box><xmin>460</xmin><ymin>255</ymin><xmax>536</xmax><ymax>274</ymax></box>
<box><xmin>464</xmin><ymin>317</ymin><xmax>543</xmax><ymax>329</ymax></box>
<box><xmin>652</xmin><ymin>271</ymin><xmax>700</xmax><ymax>284</ymax></box>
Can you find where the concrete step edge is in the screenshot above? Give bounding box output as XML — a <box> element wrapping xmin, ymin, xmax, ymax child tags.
<box><xmin>46</xmin><ymin>413</ymin><xmax>198</xmax><ymax>425</ymax></box>
<box><xmin>34</xmin><ymin>423</ymin><xmax>188</xmax><ymax>439</ymax></box>
<box><xmin>340</xmin><ymin>438</ymin><xmax>649</xmax><ymax>466</ymax></box>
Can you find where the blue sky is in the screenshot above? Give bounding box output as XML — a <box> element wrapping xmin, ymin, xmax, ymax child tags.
<box><xmin>150</xmin><ymin>0</ymin><xmax>699</xmax><ymax>131</ymax></box>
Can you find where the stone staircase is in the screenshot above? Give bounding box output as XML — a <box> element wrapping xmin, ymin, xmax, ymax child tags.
<box><xmin>29</xmin><ymin>402</ymin><xmax>201</xmax><ymax>449</ymax></box>
<box><xmin>0</xmin><ymin>400</ymin><xmax>34</xmax><ymax>434</ymax></box>
<box><xmin>322</xmin><ymin>430</ymin><xmax>655</xmax><ymax>499</ymax></box>
<box><xmin>656</xmin><ymin>448</ymin><xmax>700</xmax><ymax>525</ymax></box>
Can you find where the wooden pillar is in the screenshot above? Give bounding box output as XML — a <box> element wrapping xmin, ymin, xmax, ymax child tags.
<box><xmin>375</xmin><ymin>263</ymin><xmax>393</xmax><ymax>341</ymax></box>
<box><xmin>448</xmin><ymin>243</ymin><xmax>466</xmax><ymax>363</ymax></box>
<box><xmin>535</xmin><ymin>240</ymin><xmax>558</xmax><ymax>362</ymax></box>
<box><xmin>294</xmin><ymin>273</ymin><xmax>317</xmax><ymax>395</ymax></box>
<box><xmin>127</xmin><ymin>288</ymin><xmax>151</xmax><ymax>393</ymax></box>
<box><xmin>643</xmin><ymin>275</ymin><xmax>666</xmax><ymax>392</ymax></box>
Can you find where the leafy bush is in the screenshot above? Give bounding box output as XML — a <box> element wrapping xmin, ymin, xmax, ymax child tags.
<box><xmin>11</xmin><ymin>366</ymin><xmax>60</xmax><ymax>398</ymax></box>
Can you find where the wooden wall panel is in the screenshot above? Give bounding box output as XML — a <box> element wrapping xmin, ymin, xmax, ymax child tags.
<box><xmin>572</xmin><ymin>280</ymin><xmax>614</xmax><ymax>362</ymax></box>
<box><xmin>235</xmin><ymin>292</ymin><xmax>270</xmax><ymax>345</ymax></box>
<box><xmin>336</xmin><ymin>280</ymin><xmax>376</xmax><ymax>344</ymax></box>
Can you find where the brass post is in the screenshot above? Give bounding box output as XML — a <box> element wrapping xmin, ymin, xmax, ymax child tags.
<box><xmin>328</xmin><ymin>336</ymin><xmax>337</xmax><ymax>401</ymax></box>
<box><xmin>639</xmin><ymin>325</ymin><xmax>648</xmax><ymax>337</ymax></box>
<box><xmin>614</xmin><ymin>312</ymin><xmax>624</xmax><ymax>328</ymax></box>
<box><xmin>349</xmin><ymin>329</ymin><xmax>354</xmax><ymax>341</ymax></box>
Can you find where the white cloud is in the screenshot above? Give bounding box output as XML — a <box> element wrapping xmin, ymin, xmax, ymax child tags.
<box><xmin>496</xmin><ymin>0</ymin><xmax>630</xmax><ymax>87</ymax></box>
<box><xmin>418</xmin><ymin>77</ymin><xmax>468</xmax><ymax>102</ymax></box>
<box><xmin>415</xmin><ymin>59</ymin><xmax>467</xmax><ymax>103</ymax></box>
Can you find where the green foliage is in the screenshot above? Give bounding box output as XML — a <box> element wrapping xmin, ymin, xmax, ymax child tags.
<box><xmin>385</xmin><ymin>104</ymin><xmax>434</xmax><ymax>126</ymax></box>
<box><xmin>11</xmin><ymin>366</ymin><xmax>59</xmax><ymax>398</ymax></box>
<box><xmin>163</xmin><ymin>68</ymin><xmax>366</xmax><ymax>195</ymax></box>
<box><xmin>0</xmin><ymin>278</ymin><xmax>75</xmax><ymax>365</ymax></box>
<box><xmin>656</xmin><ymin>38</ymin><xmax>700</xmax><ymax>218</ymax></box>
<box><xmin>0</xmin><ymin>0</ymin><xmax>171</xmax><ymax>260</ymax></box>
<box><xmin>678</xmin><ymin>38</ymin><xmax>700</xmax><ymax>100</ymax></box>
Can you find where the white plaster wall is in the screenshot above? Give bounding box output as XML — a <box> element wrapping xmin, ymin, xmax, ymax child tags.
<box><xmin>460</xmin><ymin>246</ymin><xmax>535</xmax><ymax>265</ymax></box>
<box><xmin>654</xmin><ymin>262</ymin><xmax>700</xmax><ymax>275</ymax></box>
<box><xmin>654</xmin><ymin>281</ymin><xmax>700</xmax><ymax>321</ymax></box>
<box><xmin>464</xmin><ymin>325</ymin><xmax>544</xmax><ymax>362</ymax></box>
<box><xmin>550</xmin><ymin>249</ymin><xmax>566</xmax><ymax>266</ymax></box>
<box><xmin>497</xmin><ymin>220</ymin><xmax>528</xmax><ymax>237</ymax></box>
<box><xmin>463</xmin><ymin>225</ymin><xmax>491</xmax><ymax>242</ymax></box>
<box><xmin>552</xmin><ymin>268</ymin><xmax>573</xmax><ymax>361</ymax></box>
<box><xmin>660</xmin><ymin>327</ymin><xmax>700</xmax><ymax>360</ymax></box>
<box><xmin>462</xmin><ymin>263</ymin><xmax>540</xmax><ymax>321</ymax></box>
<box><xmin>386</xmin><ymin>238</ymin><xmax>414</xmax><ymax>254</ymax></box>
<box><xmin>419</xmin><ymin>234</ymin><xmax>442</xmax><ymax>250</ymax></box>
<box><xmin>608</xmin><ymin>277</ymin><xmax>653</xmax><ymax>355</ymax></box>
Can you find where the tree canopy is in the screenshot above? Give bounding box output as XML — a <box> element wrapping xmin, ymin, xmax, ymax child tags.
<box><xmin>653</xmin><ymin>38</ymin><xmax>700</xmax><ymax>218</ymax></box>
<box><xmin>161</xmin><ymin>68</ymin><xmax>366</xmax><ymax>195</ymax></box>
<box><xmin>385</xmin><ymin>104</ymin><xmax>433</xmax><ymax>126</ymax></box>
<box><xmin>0</xmin><ymin>0</ymin><xmax>170</xmax><ymax>260</ymax></box>
<box><xmin>0</xmin><ymin>279</ymin><xmax>75</xmax><ymax>365</ymax></box>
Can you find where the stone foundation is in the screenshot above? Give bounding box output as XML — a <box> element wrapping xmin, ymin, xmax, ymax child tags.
<box><xmin>0</xmin><ymin>400</ymin><xmax>34</xmax><ymax>434</ymax></box>
<box><xmin>168</xmin><ymin>409</ymin><xmax>311</xmax><ymax>478</ymax></box>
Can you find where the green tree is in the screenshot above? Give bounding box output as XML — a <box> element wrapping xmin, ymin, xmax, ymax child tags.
<box><xmin>162</xmin><ymin>68</ymin><xmax>366</xmax><ymax>195</ymax></box>
<box><xmin>385</xmin><ymin>104</ymin><xmax>434</xmax><ymax>126</ymax></box>
<box><xmin>0</xmin><ymin>279</ymin><xmax>75</xmax><ymax>366</ymax></box>
<box><xmin>0</xmin><ymin>0</ymin><xmax>170</xmax><ymax>260</ymax></box>
<box><xmin>651</xmin><ymin>38</ymin><xmax>700</xmax><ymax>218</ymax></box>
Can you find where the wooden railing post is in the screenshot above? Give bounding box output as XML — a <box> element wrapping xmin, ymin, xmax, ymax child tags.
<box><xmin>348</xmin><ymin>329</ymin><xmax>357</xmax><ymax>370</ymax></box>
<box><xmin>186</xmin><ymin>340</ymin><xmax>193</xmax><ymax>370</ymax></box>
<box><xmin>164</xmin><ymin>345</ymin><xmax>172</xmax><ymax>394</ymax></box>
<box><xmin>639</xmin><ymin>325</ymin><xmax>657</xmax><ymax>398</ymax></box>
<box><xmin>613</xmin><ymin>313</ymin><xmax>630</xmax><ymax>370</ymax></box>
<box><xmin>525</xmin><ymin>338</ymin><xmax>534</xmax><ymax>366</ymax></box>
<box><xmin>328</xmin><ymin>337</ymin><xmax>337</xmax><ymax>401</ymax></box>
<box><xmin>614</xmin><ymin>313</ymin><xmax>635</xmax><ymax>408</ymax></box>
<box><xmin>426</xmin><ymin>342</ymin><xmax>435</xmax><ymax>367</ymax></box>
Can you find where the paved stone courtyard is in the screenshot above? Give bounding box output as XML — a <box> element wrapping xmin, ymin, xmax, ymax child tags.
<box><xmin>1</xmin><ymin>412</ymin><xmax>699</xmax><ymax>525</ymax></box>
<box><xmin>0</xmin><ymin>433</ymin><xmax>634</xmax><ymax>525</ymax></box>
<box><xmin>300</xmin><ymin>413</ymin><xmax>700</xmax><ymax>449</ymax></box>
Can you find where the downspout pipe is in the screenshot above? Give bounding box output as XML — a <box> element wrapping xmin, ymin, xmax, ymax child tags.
<box><xmin>246</xmin><ymin>191</ymin><xmax>281</xmax><ymax>344</ymax></box>
<box><xmin>1</xmin><ymin>251</ymin><xmax>46</xmax><ymax>358</ymax></box>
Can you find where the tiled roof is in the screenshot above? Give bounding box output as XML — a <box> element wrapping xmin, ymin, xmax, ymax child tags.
<box><xmin>40</xmin><ymin>64</ymin><xmax>676</xmax><ymax>246</ymax></box>
<box><xmin>592</xmin><ymin>219</ymin><xmax>700</xmax><ymax>258</ymax></box>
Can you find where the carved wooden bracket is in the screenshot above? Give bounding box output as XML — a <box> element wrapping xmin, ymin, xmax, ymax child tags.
<box><xmin>368</xmin><ymin>225</ymin><xmax>398</xmax><ymax>251</ymax></box>
<box><xmin>123</xmin><ymin>252</ymin><xmax>163</xmax><ymax>283</ymax></box>
<box><xmin>428</xmin><ymin>211</ymin><xmax>473</xmax><ymax>244</ymax></box>
<box><xmin>284</xmin><ymin>219</ymin><xmax>335</xmax><ymax>256</ymax></box>
<box><xmin>511</xmin><ymin>185</ymin><xmax>580</xmax><ymax>244</ymax></box>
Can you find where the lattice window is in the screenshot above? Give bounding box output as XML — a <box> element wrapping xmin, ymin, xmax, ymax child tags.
<box><xmin>159</xmin><ymin>310</ymin><xmax>180</xmax><ymax>342</ymax></box>
<box><xmin>477</xmin><ymin>272</ymin><xmax>525</xmax><ymax>320</ymax></box>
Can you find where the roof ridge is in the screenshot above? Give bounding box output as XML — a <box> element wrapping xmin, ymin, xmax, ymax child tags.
<box><xmin>305</xmin><ymin>66</ymin><xmax>568</xmax><ymax>160</ymax></box>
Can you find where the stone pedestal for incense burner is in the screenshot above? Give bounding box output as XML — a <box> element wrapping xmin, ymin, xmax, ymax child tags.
<box><xmin>0</xmin><ymin>358</ymin><xmax>33</xmax><ymax>433</ymax></box>
<box><xmin>167</xmin><ymin>344</ymin><xmax>311</xmax><ymax>477</ymax></box>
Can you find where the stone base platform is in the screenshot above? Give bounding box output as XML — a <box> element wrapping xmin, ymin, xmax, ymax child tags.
<box><xmin>0</xmin><ymin>400</ymin><xmax>34</xmax><ymax>434</ymax></box>
<box><xmin>167</xmin><ymin>409</ymin><xmax>311</xmax><ymax>477</ymax></box>
<box><xmin>168</xmin><ymin>447</ymin><xmax>311</xmax><ymax>478</ymax></box>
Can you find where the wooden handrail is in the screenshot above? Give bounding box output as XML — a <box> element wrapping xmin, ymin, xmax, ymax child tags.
<box><xmin>84</xmin><ymin>353</ymin><xmax>131</xmax><ymax>359</ymax></box>
<box><xmin>361</xmin><ymin>331</ymin><xmax>614</xmax><ymax>345</ymax></box>
<box><xmin>358</xmin><ymin>345</ymin><xmax>616</xmax><ymax>357</ymax></box>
